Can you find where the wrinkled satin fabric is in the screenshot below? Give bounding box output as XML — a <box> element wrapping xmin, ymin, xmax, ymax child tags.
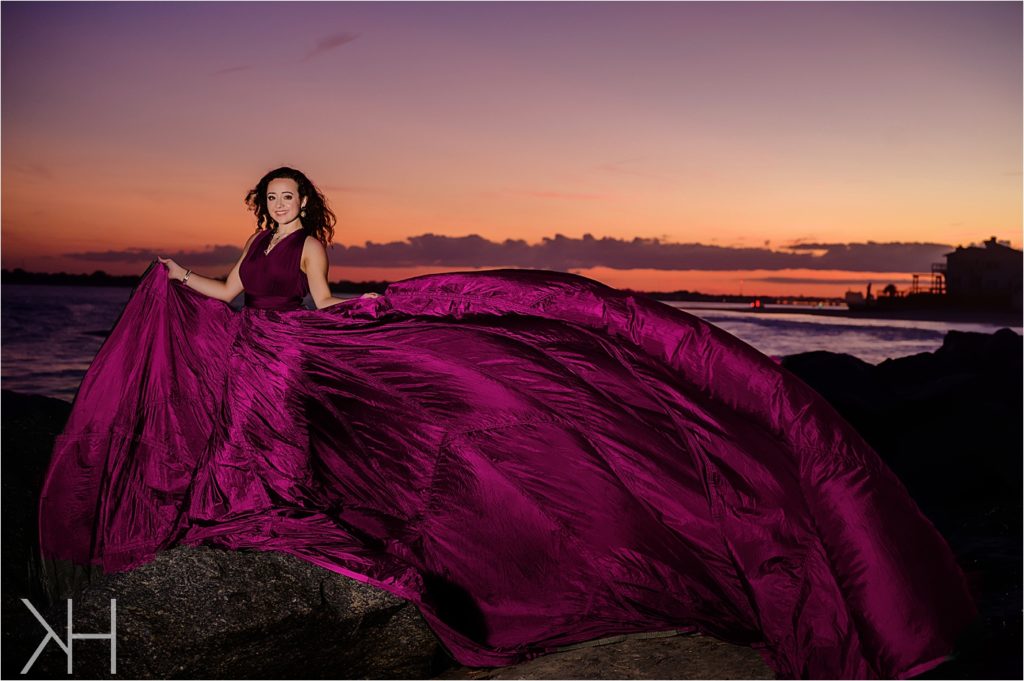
<box><xmin>38</xmin><ymin>260</ymin><xmax>976</xmax><ymax>678</ymax></box>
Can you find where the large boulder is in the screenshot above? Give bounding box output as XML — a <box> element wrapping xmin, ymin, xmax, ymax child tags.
<box><xmin>12</xmin><ymin>545</ymin><xmax>443</xmax><ymax>679</ymax></box>
<box><xmin>2</xmin><ymin>390</ymin><xmax>75</xmax><ymax>678</ymax></box>
<box><xmin>1</xmin><ymin>390</ymin><xmax>71</xmax><ymax>604</ymax></box>
<box><xmin>780</xmin><ymin>328</ymin><xmax>1022</xmax><ymax>514</ymax></box>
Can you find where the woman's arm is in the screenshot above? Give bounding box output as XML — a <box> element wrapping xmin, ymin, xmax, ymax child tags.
<box><xmin>301</xmin><ymin>237</ymin><xmax>349</xmax><ymax>309</ymax></box>
<box><xmin>157</xmin><ymin>230</ymin><xmax>261</xmax><ymax>303</ymax></box>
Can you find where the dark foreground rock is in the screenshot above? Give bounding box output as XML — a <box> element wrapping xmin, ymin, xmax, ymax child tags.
<box><xmin>8</xmin><ymin>545</ymin><xmax>773</xmax><ymax>680</ymax></box>
<box><xmin>781</xmin><ymin>327</ymin><xmax>1022</xmax><ymax>514</ymax></box>
<box><xmin>1</xmin><ymin>391</ymin><xmax>71</xmax><ymax>606</ymax></box>
<box><xmin>434</xmin><ymin>631</ymin><xmax>773</xmax><ymax>679</ymax></box>
<box><xmin>11</xmin><ymin>545</ymin><xmax>442</xmax><ymax>679</ymax></box>
<box><xmin>2</xmin><ymin>389</ymin><xmax>73</xmax><ymax>677</ymax></box>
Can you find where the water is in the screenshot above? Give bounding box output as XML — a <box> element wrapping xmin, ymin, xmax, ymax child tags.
<box><xmin>2</xmin><ymin>284</ymin><xmax>1020</xmax><ymax>403</ymax></box>
<box><xmin>669</xmin><ymin>301</ymin><xmax>1021</xmax><ymax>365</ymax></box>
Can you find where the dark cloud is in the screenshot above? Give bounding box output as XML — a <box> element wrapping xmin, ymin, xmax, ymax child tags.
<box><xmin>327</xmin><ymin>234</ymin><xmax>958</xmax><ymax>272</ymax></box>
<box><xmin>63</xmin><ymin>235</ymin><xmax>962</xmax><ymax>273</ymax></box>
<box><xmin>302</xmin><ymin>31</ymin><xmax>359</xmax><ymax>62</ymax></box>
<box><xmin>781</xmin><ymin>241</ymin><xmax>955</xmax><ymax>272</ymax></box>
<box><xmin>64</xmin><ymin>245</ymin><xmax>241</xmax><ymax>267</ymax></box>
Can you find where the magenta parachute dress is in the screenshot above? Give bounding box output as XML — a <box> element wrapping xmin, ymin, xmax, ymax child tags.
<box><xmin>38</xmin><ymin>227</ymin><xmax>976</xmax><ymax>678</ymax></box>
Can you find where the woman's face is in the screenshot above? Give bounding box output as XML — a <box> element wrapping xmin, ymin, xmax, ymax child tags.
<box><xmin>267</xmin><ymin>177</ymin><xmax>306</xmax><ymax>226</ymax></box>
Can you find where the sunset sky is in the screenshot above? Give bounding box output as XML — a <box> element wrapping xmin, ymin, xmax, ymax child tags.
<box><xmin>2</xmin><ymin>1</ymin><xmax>1021</xmax><ymax>297</ymax></box>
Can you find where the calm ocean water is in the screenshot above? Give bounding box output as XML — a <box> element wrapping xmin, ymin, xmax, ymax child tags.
<box><xmin>2</xmin><ymin>283</ymin><xmax>1021</xmax><ymax>403</ymax></box>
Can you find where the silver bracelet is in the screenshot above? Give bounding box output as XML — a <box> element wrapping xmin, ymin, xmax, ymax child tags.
<box><xmin>182</xmin><ymin>269</ymin><xmax>192</xmax><ymax>284</ymax></box>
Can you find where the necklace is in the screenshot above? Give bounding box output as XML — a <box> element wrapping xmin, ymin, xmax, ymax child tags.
<box><xmin>263</xmin><ymin>228</ymin><xmax>299</xmax><ymax>255</ymax></box>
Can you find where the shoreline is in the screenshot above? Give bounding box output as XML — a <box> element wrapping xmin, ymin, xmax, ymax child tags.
<box><xmin>674</xmin><ymin>303</ymin><xmax>1023</xmax><ymax>326</ymax></box>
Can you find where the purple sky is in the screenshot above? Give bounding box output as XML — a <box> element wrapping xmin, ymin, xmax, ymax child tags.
<box><xmin>2</xmin><ymin>1</ymin><xmax>1021</xmax><ymax>295</ymax></box>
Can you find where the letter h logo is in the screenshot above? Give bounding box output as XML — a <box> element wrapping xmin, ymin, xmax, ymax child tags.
<box><xmin>20</xmin><ymin>598</ymin><xmax>117</xmax><ymax>674</ymax></box>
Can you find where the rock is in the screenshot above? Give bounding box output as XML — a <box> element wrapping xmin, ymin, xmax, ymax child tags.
<box><xmin>13</xmin><ymin>545</ymin><xmax>445</xmax><ymax>679</ymax></box>
<box><xmin>433</xmin><ymin>631</ymin><xmax>774</xmax><ymax>679</ymax></box>
<box><xmin>1</xmin><ymin>389</ymin><xmax>74</xmax><ymax>678</ymax></box>
<box><xmin>779</xmin><ymin>350</ymin><xmax>898</xmax><ymax>418</ymax></box>
<box><xmin>1</xmin><ymin>390</ymin><xmax>72</xmax><ymax>604</ymax></box>
<box><xmin>780</xmin><ymin>328</ymin><xmax>1022</xmax><ymax>514</ymax></box>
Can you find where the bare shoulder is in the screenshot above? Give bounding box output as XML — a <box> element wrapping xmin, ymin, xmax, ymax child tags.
<box><xmin>302</xmin><ymin>235</ymin><xmax>326</xmax><ymax>253</ymax></box>
<box><xmin>301</xmin><ymin>236</ymin><xmax>328</xmax><ymax>272</ymax></box>
<box><xmin>302</xmin><ymin>236</ymin><xmax>328</xmax><ymax>258</ymax></box>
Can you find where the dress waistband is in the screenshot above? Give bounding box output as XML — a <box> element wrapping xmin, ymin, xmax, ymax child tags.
<box><xmin>244</xmin><ymin>293</ymin><xmax>305</xmax><ymax>311</ymax></box>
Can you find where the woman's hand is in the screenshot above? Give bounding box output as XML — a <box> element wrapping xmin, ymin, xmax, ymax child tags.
<box><xmin>360</xmin><ymin>292</ymin><xmax>381</xmax><ymax>299</ymax></box>
<box><xmin>156</xmin><ymin>256</ymin><xmax>187</xmax><ymax>281</ymax></box>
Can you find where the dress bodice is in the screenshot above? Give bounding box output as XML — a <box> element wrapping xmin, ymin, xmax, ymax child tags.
<box><xmin>239</xmin><ymin>228</ymin><xmax>310</xmax><ymax>311</ymax></box>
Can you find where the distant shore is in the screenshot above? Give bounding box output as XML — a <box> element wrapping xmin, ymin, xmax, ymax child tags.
<box><xmin>675</xmin><ymin>302</ymin><xmax>1023</xmax><ymax>326</ymax></box>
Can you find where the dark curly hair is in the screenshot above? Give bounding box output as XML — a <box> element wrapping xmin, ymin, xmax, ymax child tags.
<box><xmin>244</xmin><ymin>166</ymin><xmax>336</xmax><ymax>246</ymax></box>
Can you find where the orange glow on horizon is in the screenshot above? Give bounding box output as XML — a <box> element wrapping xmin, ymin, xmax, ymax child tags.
<box><xmin>327</xmin><ymin>265</ymin><xmax>932</xmax><ymax>299</ymax></box>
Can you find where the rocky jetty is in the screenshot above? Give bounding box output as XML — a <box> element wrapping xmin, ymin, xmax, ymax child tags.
<box><xmin>2</xmin><ymin>327</ymin><xmax>1020</xmax><ymax>679</ymax></box>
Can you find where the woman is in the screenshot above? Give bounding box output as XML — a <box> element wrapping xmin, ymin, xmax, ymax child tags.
<box><xmin>156</xmin><ymin>168</ymin><xmax>378</xmax><ymax>309</ymax></box>
<box><xmin>39</xmin><ymin>166</ymin><xmax>976</xmax><ymax>679</ymax></box>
